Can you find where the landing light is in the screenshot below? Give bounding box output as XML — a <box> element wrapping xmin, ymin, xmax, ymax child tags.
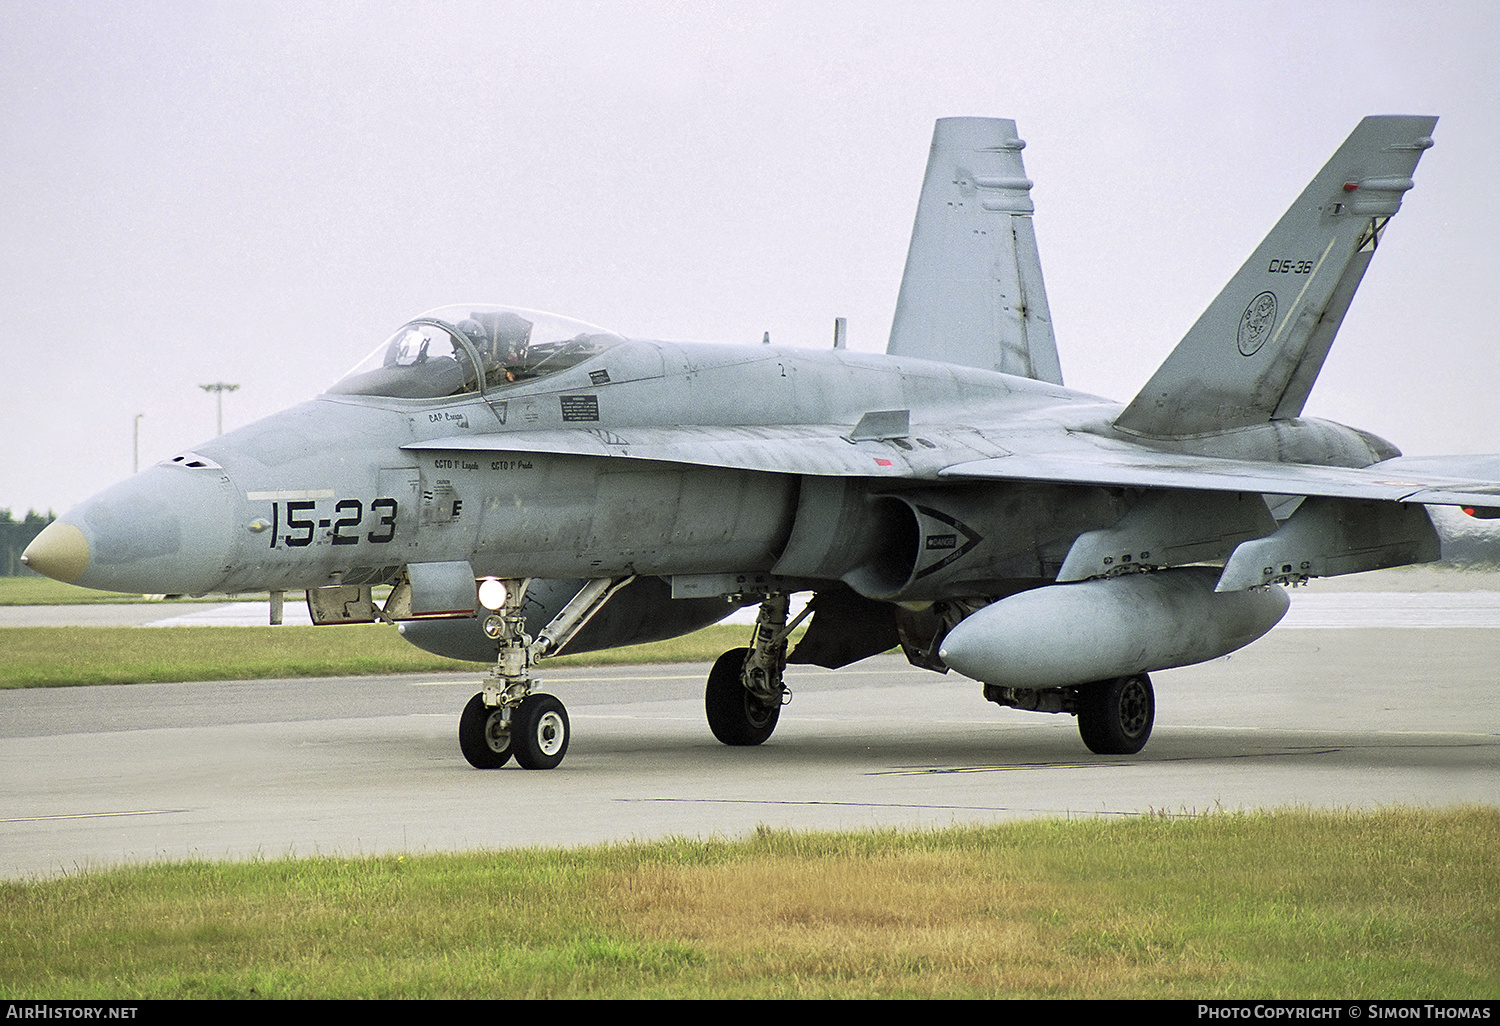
<box><xmin>478</xmin><ymin>577</ymin><xmax>508</xmax><ymax>610</ymax></box>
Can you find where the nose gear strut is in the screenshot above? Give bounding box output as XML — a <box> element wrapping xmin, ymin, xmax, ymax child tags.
<box><xmin>458</xmin><ymin>575</ymin><xmax>634</xmax><ymax>770</ymax></box>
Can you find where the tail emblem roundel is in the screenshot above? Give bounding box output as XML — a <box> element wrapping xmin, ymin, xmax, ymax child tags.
<box><xmin>1237</xmin><ymin>291</ymin><xmax>1278</xmax><ymax>356</ymax></box>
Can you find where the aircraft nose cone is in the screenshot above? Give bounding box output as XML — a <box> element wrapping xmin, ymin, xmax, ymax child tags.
<box><xmin>20</xmin><ymin>521</ymin><xmax>91</xmax><ymax>583</ymax></box>
<box><xmin>42</xmin><ymin>464</ymin><xmax>237</xmax><ymax>595</ymax></box>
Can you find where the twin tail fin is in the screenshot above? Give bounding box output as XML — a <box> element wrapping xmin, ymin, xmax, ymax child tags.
<box><xmin>1115</xmin><ymin>115</ymin><xmax>1438</xmax><ymax>438</ymax></box>
<box><xmin>887</xmin><ymin>118</ymin><xmax>1064</xmax><ymax>385</ymax></box>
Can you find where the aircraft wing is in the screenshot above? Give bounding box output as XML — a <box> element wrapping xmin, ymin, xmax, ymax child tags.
<box><xmin>409</xmin><ymin>428</ymin><xmax>1500</xmax><ymax>509</ymax></box>
<box><xmin>941</xmin><ymin>448</ymin><xmax>1500</xmax><ymax>509</ymax></box>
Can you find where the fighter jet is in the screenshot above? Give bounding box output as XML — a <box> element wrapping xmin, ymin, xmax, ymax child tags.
<box><xmin>24</xmin><ymin>115</ymin><xmax>1500</xmax><ymax>770</ymax></box>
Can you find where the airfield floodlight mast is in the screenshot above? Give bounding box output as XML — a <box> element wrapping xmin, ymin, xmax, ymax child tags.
<box><xmin>23</xmin><ymin>115</ymin><xmax>1500</xmax><ymax>772</ymax></box>
<box><xmin>199</xmin><ymin>382</ymin><xmax>239</xmax><ymax>436</ymax></box>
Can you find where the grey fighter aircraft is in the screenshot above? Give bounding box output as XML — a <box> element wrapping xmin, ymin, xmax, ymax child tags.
<box><xmin>24</xmin><ymin>115</ymin><xmax>1500</xmax><ymax>769</ymax></box>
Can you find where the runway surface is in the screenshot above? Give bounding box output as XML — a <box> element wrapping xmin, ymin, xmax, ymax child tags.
<box><xmin>3</xmin><ymin>620</ymin><xmax>1497</xmax><ymax>879</ymax></box>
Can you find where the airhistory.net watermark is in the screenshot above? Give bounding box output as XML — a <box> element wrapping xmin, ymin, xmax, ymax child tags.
<box><xmin>5</xmin><ymin>1007</ymin><xmax>137</xmax><ymax>1020</ymax></box>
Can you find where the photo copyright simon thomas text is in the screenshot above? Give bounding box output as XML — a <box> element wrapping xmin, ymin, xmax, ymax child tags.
<box><xmin>1198</xmin><ymin>1006</ymin><xmax>1492</xmax><ymax>1021</ymax></box>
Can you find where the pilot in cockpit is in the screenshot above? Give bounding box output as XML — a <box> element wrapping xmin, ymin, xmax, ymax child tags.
<box><xmin>459</xmin><ymin>310</ymin><xmax>535</xmax><ymax>385</ymax></box>
<box><xmin>328</xmin><ymin>305</ymin><xmax>622</xmax><ymax>400</ymax></box>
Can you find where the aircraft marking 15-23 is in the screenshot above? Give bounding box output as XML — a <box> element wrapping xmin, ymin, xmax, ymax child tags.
<box><xmin>267</xmin><ymin>498</ymin><xmax>399</xmax><ymax>548</ymax></box>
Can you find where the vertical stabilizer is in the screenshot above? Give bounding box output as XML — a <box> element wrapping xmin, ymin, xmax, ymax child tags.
<box><xmin>887</xmin><ymin>118</ymin><xmax>1063</xmax><ymax>385</ymax></box>
<box><xmin>1115</xmin><ymin>116</ymin><xmax>1437</xmax><ymax>438</ymax></box>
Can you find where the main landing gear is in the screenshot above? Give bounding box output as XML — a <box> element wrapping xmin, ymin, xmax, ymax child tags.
<box><xmin>1076</xmin><ymin>673</ymin><xmax>1155</xmax><ymax>755</ymax></box>
<box><xmin>458</xmin><ymin>576</ymin><xmax>630</xmax><ymax>770</ymax></box>
<box><xmin>985</xmin><ymin>672</ymin><xmax>1156</xmax><ymax>755</ymax></box>
<box><xmin>705</xmin><ymin>593</ymin><xmax>808</xmax><ymax>746</ymax></box>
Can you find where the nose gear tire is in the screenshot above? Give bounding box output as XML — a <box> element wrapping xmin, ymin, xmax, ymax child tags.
<box><xmin>459</xmin><ymin>692</ymin><xmax>513</xmax><ymax>768</ymax></box>
<box><xmin>513</xmin><ymin>693</ymin><xmax>570</xmax><ymax>770</ymax></box>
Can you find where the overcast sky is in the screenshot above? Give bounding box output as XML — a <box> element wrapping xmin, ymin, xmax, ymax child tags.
<box><xmin>3</xmin><ymin>1</ymin><xmax>1497</xmax><ymax>516</ymax></box>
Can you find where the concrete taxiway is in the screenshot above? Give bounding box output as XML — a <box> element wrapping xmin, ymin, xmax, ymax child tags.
<box><xmin>2</xmin><ymin>620</ymin><xmax>1497</xmax><ymax>879</ymax></box>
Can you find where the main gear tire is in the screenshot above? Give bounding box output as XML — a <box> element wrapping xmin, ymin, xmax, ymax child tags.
<box><xmin>1077</xmin><ymin>673</ymin><xmax>1155</xmax><ymax>755</ymax></box>
<box><xmin>705</xmin><ymin>647</ymin><xmax>781</xmax><ymax>746</ymax></box>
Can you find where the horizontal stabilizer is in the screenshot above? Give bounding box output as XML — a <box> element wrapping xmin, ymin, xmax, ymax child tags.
<box><xmin>887</xmin><ymin>118</ymin><xmax>1063</xmax><ymax>384</ymax></box>
<box><xmin>1116</xmin><ymin>116</ymin><xmax>1437</xmax><ymax>438</ymax></box>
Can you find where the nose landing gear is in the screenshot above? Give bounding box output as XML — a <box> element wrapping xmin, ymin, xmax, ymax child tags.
<box><xmin>458</xmin><ymin>576</ymin><xmax>629</xmax><ymax>770</ymax></box>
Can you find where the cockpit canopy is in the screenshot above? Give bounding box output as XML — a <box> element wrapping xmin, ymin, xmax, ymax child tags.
<box><xmin>328</xmin><ymin>305</ymin><xmax>626</xmax><ymax>399</ymax></box>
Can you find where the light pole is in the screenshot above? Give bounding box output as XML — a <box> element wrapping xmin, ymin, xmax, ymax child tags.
<box><xmin>199</xmin><ymin>382</ymin><xmax>239</xmax><ymax>436</ymax></box>
<box><xmin>133</xmin><ymin>413</ymin><xmax>144</xmax><ymax>473</ymax></box>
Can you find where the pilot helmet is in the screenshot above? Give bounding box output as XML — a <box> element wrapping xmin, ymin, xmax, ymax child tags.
<box><xmin>456</xmin><ymin>318</ymin><xmax>490</xmax><ymax>351</ymax></box>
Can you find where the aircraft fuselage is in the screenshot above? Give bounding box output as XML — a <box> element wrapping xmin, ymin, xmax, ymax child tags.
<box><xmin>45</xmin><ymin>338</ymin><xmax>1394</xmax><ymax>602</ymax></box>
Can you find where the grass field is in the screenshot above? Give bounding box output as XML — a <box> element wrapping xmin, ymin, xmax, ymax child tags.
<box><xmin>0</xmin><ymin>576</ymin><xmax>260</xmax><ymax>605</ymax></box>
<box><xmin>1</xmin><ymin>808</ymin><xmax>1494</xmax><ymax>999</ymax></box>
<box><xmin>0</xmin><ymin>576</ymin><xmax>168</xmax><ymax>605</ymax></box>
<box><xmin>0</xmin><ymin>624</ymin><xmax>775</xmax><ymax>688</ymax></box>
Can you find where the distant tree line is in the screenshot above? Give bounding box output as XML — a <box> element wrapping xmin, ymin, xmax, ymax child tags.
<box><xmin>1</xmin><ymin>509</ymin><xmax>55</xmax><ymax>576</ymax></box>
